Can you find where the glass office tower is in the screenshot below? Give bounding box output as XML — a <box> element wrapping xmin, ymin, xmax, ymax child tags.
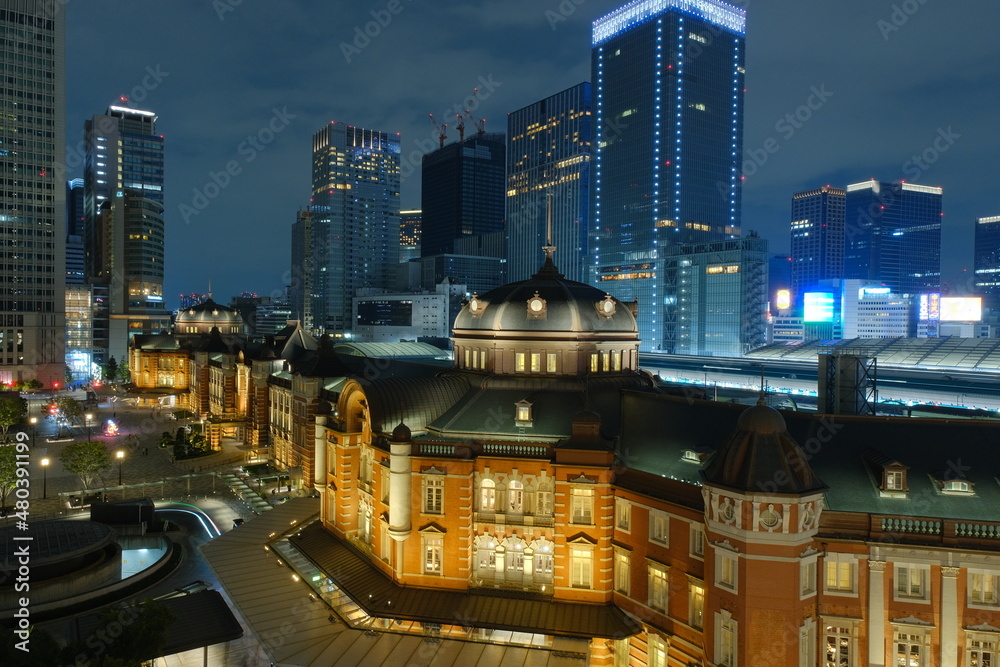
<box><xmin>790</xmin><ymin>185</ymin><xmax>845</xmax><ymax>302</ymax></box>
<box><xmin>507</xmin><ymin>83</ymin><xmax>591</xmax><ymax>283</ymax></box>
<box><xmin>974</xmin><ymin>215</ymin><xmax>1000</xmax><ymax>314</ymax></box>
<box><xmin>0</xmin><ymin>1</ymin><xmax>66</xmax><ymax>386</ymax></box>
<box><xmin>843</xmin><ymin>180</ymin><xmax>942</xmax><ymax>295</ymax></box>
<box><xmin>591</xmin><ymin>0</ymin><xmax>746</xmax><ymax>352</ymax></box>
<box><xmin>310</xmin><ymin>122</ymin><xmax>400</xmax><ymax>333</ymax></box>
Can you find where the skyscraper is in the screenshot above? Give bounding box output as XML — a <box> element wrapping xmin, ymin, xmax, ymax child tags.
<box><xmin>591</xmin><ymin>0</ymin><xmax>746</xmax><ymax>352</ymax></box>
<box><xmin>66</xmin><ymin>178</ymin><xmax>86</xmax><ymax>285</ymax></box>
<box><xmin>974</xmin><ymin>215</ymin><xmax>1000</xmax><ymax>314</ymax></box>
<box><xmin>0</xmin><ymin>1</ymin><xmax>66</xmax><ymax>386</ymax></box>
<box><xmin>84</xmin><ymin>105</ymin><xmax>168</xmax><ymax>365</ymax></box>
<box><xmin>507</xmin><ymin>83</ymin><xmax>592</xmax><ymax>283</ymax></box>
<box><xmin>310</xmin><ymin>122</ymin><xmax>400</xmax><ymax>333</ymax></box>
<box><xmin>290</xmin><ymin>208</ymin><xmax>327</xmax><ymax>333</ymax></box>
<box><xmin>790</xmin><ymin>185</ymin><xmax>845</xmax><ymax>300</ymax></box>
<box><xmin>400</xmin><ymin>209</ymin><xmax>421</xmax><ymax>263</ymax></box>
<box><xmin>843</xmin><ymin>180</ymin><xmax>942</xmax><ymax>294</ymax></box>
<box><xmin>420</xmin><ymin>132</ymin><xmax>505</xmax><ymax>258</ymax></box>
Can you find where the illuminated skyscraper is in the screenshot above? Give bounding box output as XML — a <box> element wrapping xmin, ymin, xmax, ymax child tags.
<box><xmin>591</xmin><ymin>0</ymin><xmax>747</xmax><ymax>352</ymax></box>
<box><xmin>0</xmin><ymin>1</ymin><xmax>66</xmax><ymax>386</ymax></box>
<box><xmin>790</xmin><ymin>185</ymin><xmax>845</xmax><ymax>300</ymax></box>
<box><xmin>843</xmin><ymin>180</ymin><xmax>942</xmax><ymax>294</ymax></box>
<box><xmin>974</xmin><ymin>215</ymin><xmax>1000</xmax><ymax>314</ymax></box>
<box><xmin>310</xmin><ymin>122</ymin><xmax>400</xmax><ymax>333</ymax></box>
<box><xmin>507</xmin><ymin>83</ymin><xmax>591</xmax><ymax>283</ymax></box>
<box><xmin>84</xmin><ymin>105</ymin><xmax>168</xmax><ymax>365</ymax></box>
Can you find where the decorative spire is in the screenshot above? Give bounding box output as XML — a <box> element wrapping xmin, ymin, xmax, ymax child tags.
<box><xmin>533</xmin><ymin>192</ymin><xmax>564</xmax><ymax>279</ymax></box>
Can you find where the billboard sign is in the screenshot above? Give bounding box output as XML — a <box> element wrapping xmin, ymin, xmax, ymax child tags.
<box><xmin>803</xmin><ymin>292</ymin><xmax>835</xmax><ymax>322</ymax></box>
<box><xmin>939</xmin><ymin>297</ymin><xmax>982</xmax><ymax>322</ymax></box>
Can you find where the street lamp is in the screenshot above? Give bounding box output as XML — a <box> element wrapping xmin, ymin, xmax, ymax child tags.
<box><xmin>40</xmin><ymin>457</ymin><xmax>49</xmax><ymax>499</ymax></box>
<box><xmin>29</xmin><ymin>417</ymin><xmax>36</xmax><ymax>448</ymax></box>
<box><xmin>85</xmin><ymin>413</ymin><xmax>93</xmax><ymax>441</ymax></box>
<box><xmin>116</xmin><ymin>449</ymin><xmax>124</xmax><ymax>486</ymax></box>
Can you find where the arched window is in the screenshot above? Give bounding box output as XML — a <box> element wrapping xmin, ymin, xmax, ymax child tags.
<box><xmin>476</xmin><ymin>537</ymin><xmax>497</xmax><ymax>580</ymax></box>
<box><xmin>507</xmin><ymin>479</ymin><xmax>524</xmax><ymax>513</ymax></box>
<box><xmin>480</xmin><ymin>478</ymin><xmax>496</xmax><ymax>512</ymax></box>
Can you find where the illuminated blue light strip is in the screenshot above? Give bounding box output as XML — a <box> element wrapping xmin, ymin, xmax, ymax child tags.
<box><xmin>593</xmin><ymin>0</ymin><xmax>746</xmax><ymax>45</ymax></box>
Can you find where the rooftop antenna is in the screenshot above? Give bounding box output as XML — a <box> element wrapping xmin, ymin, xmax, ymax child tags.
<box><xmin>543</xmin><ymin>192</ymin><xmax>555</xmax><ymax>261</ymax></box>
<box><xmin>207</xmin><ymin>278</ymin><xmax>212</xmax><ymax>301</ymax></box>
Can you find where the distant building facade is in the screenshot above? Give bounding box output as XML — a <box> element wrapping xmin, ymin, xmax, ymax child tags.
<box><xmin>507</xmin><ymin>83</ymin><xmax>591</xmax><ymax>283</ymax></box>
<box><xmin>310</xmin><ymin>122</ymin><xmax>401</xmax><ymax>334</ymax></box>
<box><xmin>0</xmin><ymin>2</ymin><xmax>66</xmax><ymax>387</ymax></box>
<box><xmin>790</xmin><ymin>185</ymin><xmax>845</xmax><ymax>299</ymax></box>
<box><xmin>590</xmin><ymin>0</ymin><xmax>746</xmax><ymax>351</ymax></box>
<box><xmin>974</xmin><ymin>215</ymin><xmax>1000</xmax><ymax>314</ymax></box>
<box><xmin>844</xmin><ymin>180</ymin><xmax>942</xmax><ymax>294</ymax></box>
<box><xmin>400</xmin><ymin>209</ymin><xmax>421</xmax><ymax>263</ymax></box>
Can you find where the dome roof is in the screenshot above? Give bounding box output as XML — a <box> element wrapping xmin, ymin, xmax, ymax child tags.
<box><xmin>453</xmin><ymin>259</ymin><xmax>636</xmax><ymax>336</ymax></box>
<box><xmin>174</xmin><ymin>299</ymin><xmax>243</xmax><ymax>333</ymax></box>
<box><xmin>702</xmin><ymin>399</ymin><xmax>827</xmax><ymax>495</ymax></box>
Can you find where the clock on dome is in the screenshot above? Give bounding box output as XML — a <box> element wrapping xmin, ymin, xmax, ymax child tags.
<box><xmin>526</xmin><ymin>293</ymin><xmax>546</xmax><ymax>319</ymax></box>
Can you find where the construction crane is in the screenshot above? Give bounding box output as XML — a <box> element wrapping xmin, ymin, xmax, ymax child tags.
<box><xmin>428</xmin><ymin>114</ymin><xmax>447</xmax><ymax>148</ymax></box>
<box><xmin>464</xmin><ymin>110</ymin><xmax>486</xmax><ymax>137</ymax></box>
<box><xmin>454</xmin><ymin>113</ymin><xmax>466</xmax><ymax>142</ymax></box>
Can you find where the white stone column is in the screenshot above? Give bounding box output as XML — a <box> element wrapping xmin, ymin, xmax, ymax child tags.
<box><xmin>868</xmin><ymin>560</ymin><xmax>886</xmax><ymax>667</ymax></box>
<box><xmin>314</xmin><ymin>415</ymin><xmax>327</xmax><ymax>491</ymax></box>
<box><xmin>941</xmin><ymin>566</ymin><xmax>960</xmax><ymax>667</ymax></box>
<box><xmin>388</xmin><ymin>438</ymin><xmax>412</xmax><ymax>542</ymax></box>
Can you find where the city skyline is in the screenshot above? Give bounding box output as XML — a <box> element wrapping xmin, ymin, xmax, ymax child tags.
<box><xmin>64</xmin><ymin>1</ymin><xmax>1000</xmax><ymax>305</ymax></box>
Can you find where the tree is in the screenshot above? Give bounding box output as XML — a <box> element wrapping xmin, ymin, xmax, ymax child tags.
<box><xmin>0</xmin><ymin>445</ymin><xmax>17</xmax><ymax>512</ymax></box>
<box><xmin>61</xmin><ymin>599</ymin><xmax>174</xmax><ymax>667</ymax></box>
<box><xmin>0</xmin><ymin>394</ymin><xmax>27</xmax><ymax>442</ymax></box>
<box><xmin>56</xmin><ymin>395</ymin><xmax>83</xmax><ymax>425</ymax></box>
<box><xmin>60</xmin><ymin>441</ymin><xmax>112</xmax><ymax>489</ymax></box>
<box><xmin>118</xmin><ymin>360</ymin><xmax>131</xmax><ymax>384</ymax></box>
<box><xmin>65</xmin><ymin>364</ymin><xmax>74</xmax><ymax>385</ymax></box>
<box><xmin>104</xmin><ymin>357</ymin><xmax>119</xmax><ymax>384</ymax></box>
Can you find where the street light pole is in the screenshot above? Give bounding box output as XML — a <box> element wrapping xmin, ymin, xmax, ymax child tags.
<box><xmin>29</xmin><ymin>417</ymin><xmax>36</xmax><ymax>448</ymax></box>
<box><xmin>40</xmin><ymin>457</ymin><xmax>49</xmax><ymax>499</ymax></box>
<box><xmin>85</xmin><ymin>412</ymin><xmax>93</xmax><ymax>441</ymax></box>
<box><xmin>116</xmin><ymin>449</ymin><xmax>124</xmax><ymax>486</ymax></box>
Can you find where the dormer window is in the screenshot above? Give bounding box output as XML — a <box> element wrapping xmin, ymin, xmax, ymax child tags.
<box><xmin>682</xmin><ymin>449</ymin><xmax>701</xmax><ymax>463</ymax></box>
<box><xmin>864</xmin><ymin>449</ymin><xmax>909</xmax><ymax>498</ymax></box>
<box><xmin>885</xmin><ymin>470</ymin><xmax>905</xmax><ymax>491</ymax></box>
<box><xmin>515</xmin><ymin>400</ymin><xmax>533</xmax><ymax>427</ymax></box>
<box><xmin>943</xmin><ymin>480</ymin><xmax>972</xmax><ymax>494</ymax></box>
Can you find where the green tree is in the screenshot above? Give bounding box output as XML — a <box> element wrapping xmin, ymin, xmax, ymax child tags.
<box><xmin>65</xmin><ymin>364</ymin><xmax>74</xmax><ymax>385</ymax></box>
<box><xmin>60</xmin><ymin>441</ymin><xmax>112</xmax><ymax>489</ymax></box>
<box><xmin>0</xmin><ymin>445</ymin><xmax>17</xmax><ymax>512</ymax></box>
<box><xmin>0</xmin><ymin>394</ymin><xmax>27</xmax><ymax>442</ymax></box>
<box><xmin>104</xmin><ymin>357</ymin><xmax>119</xmax><ymax>384</ymax></box>
<box><xmin>118</xmin><ymin>360</ymin><xmax>131</xmax><ymax>384</ymax></box>
<box><xmin>56</xmin><ymin>395</ymin><xmax>83</xmax><ymax>425</ymax></box>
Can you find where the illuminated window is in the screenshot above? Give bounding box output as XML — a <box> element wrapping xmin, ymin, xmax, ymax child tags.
<box><xmin>648</xmin><ymin>562</ymin><xmax>668</xmax><ymax>611</ymax></box>
<box><xmin>894</xmin><ymin>630</ymin><xmax>928</xmax><ymax>667</ymax></box>
<box><xmin>530</xmin><ymin>353</ymin><xmax>540</xmax><ymax>372</ymax></box>
<box><xmin>546</xmin><ymin>353</ymin><xmax>557</xmax><ymax>373</ymax></box>
<box><xmin>716</xmin><ymin>612</ymin><xmax>737</xmax><ymax>667</ymax></box>
<box><xmin>422</xmin><ymin>476</ymin><xmax>443</xmax><ymax>514</ymax></box>
<box><xmin>507</xmin><ymin>480</ymin><xmax>524</xmax><ymax>513</ymax></box>
<box><xmin>614</xmin><ymin>550</ymin><xmax>630</xmax><ymax>595</ymax></box>
<box><xmin>480</xmin><ymin>478</ymin><xmax>496</xmax><ymax>512</ymax></box>
<box><xmin>602</xmin><ymin>352</ymin><xmax>610</xmax><ymax>372</ymax></box>
<box><xmin>894</xmin><ymin>564</ymin><xmax>929</xmax><ymax>601</ymax></box>
<box><xmin>515</xmin><ymin>400</ymin><xmax>533</xmax><ymax>426</ymax></box>
<box><xmin>423</xmin><ymin>535</ymin><xmax>443</xmax><ymax>574</ymax></box>
<box><xmin>612</xmin><ymin>350</ymin><xmax>621</xmax><ymax>371</ymax></box>
<box><xmin>571</xmin><ymin>546</ymin><xmax>593</xmax><ymax>587</ymax></box>
<box><xmin>801</xmin><ymin>559</ymin><xmax>818</xmax><ymax>596</ymax></box>
<box><xmin>649</xmin><ymin>511</ymin><xmax>668</xmax><ymax>545</ymax></box>
<box><xmin>616</xmin><ymin>499</ymin><xmax>631</xmax><ymax>531</ymax></box>
<box><xmin>689</xmin><ymin>584</ymin><xmax>705</xmax><ymax>629</ymax></box>
<box><xmin>825</xmin><ymin>625</ymin><xmax>854</xmax><ymax>667</ymax></box>
<box><xmin>970</xmin><ymin>571</ymin><xmax>1000</xmax><ymax>606</ymax></box>
<box><xmin>717</xmin><ymin>552</ymin><xmax>738</xmax><ymax>591</ymax></box>
<box><xmin>824</xmin><ymin>555</ymin><xmax>856</xmax><ymax>594</ymax></box>
<box><xmin>515</xmin><ymin>352</ymin><xmax>525</xmax><ymax>372</ymax></box>
<box><xmin>571</xmin><ymin>487</ymin><xmax>593</xmax><ymax>524</ymax></box>
<box><xmin>590</xmin><ymin>353</ymin><xmax>599</xmax><ymax>372</ymax></box>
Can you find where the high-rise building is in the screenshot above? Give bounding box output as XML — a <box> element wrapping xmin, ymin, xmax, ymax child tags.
<box><xmin>310</xmin><ymin>122</ymin><xmax>401</xmax><ymax>333</ymax></box>
<box><xmin>843</xmin><ymin>180</ymin><xmax>942</xmax><ymax>295</ymax></box>
<box><xmin>290</xmin><ymin>208</ymin><xmax>328</xmax><ymax>333</ymax></box>
<box><xmin>666</xmin><ymin>235</ymin><xmax>767</xmax><ymax>357</ymax></box>
<box><xmin>507</xmin><ymin>83</ymin><xmax>592</xmax><ymax>283</ymax></box>
<box><xmin>84</xmin><ymin>105</ymin><xmax>168</xmax><ymax>365</ymax></box>
<box><xmin>66</xmin><ymin>178</ymin><xmax>86</xmax><ymax>285</ymax></box>
<box><xmin>0</xmin><ymin>2</ymin><xmax>66</xmax><ymax>386</ymax></box>
<box><xmin>591</xmin><ymin>0</ymin><xmax>747</xmax><ymax>352</ymax></box>
<box><xmin>420</xmin><ymin>133</ymin><xmax>506</xmax><ymax>258</ymax></box>
<box><xmin>974</xmin><ymin>215</ymin><xmax>1000</xmax><ymax>314</ymax></box>
<box><xmin>790</xmin><ymin>185</ymin><xmax>845</xmax><ymax>300</ymax></box>
<box><xmin>400</xmin><ymin>209</ymin><xmax>421</xmax><ymax>263</ymax></box>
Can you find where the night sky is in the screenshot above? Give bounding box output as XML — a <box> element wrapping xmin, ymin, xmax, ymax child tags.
<box><xmin>66</xmin><ymin>0</ymin><xmax>1000</xmax><ymax>307</ymax></box>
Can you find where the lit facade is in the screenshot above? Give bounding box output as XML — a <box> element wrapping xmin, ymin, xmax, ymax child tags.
<box><xmin>507</xmin><ymin>83</ymin><xmax>592</xmax><ymax>283</ymax></box>
<box><xmin>310</xmin><ymin>122</ymin><xmax>401</xmax><ymax>334</ymax></box>
<box><xmin>591</xmin><ymin>0</ymin><xmax>746</xmax><ymax>351</ymax></box>
<box><xmin>290</xmin><ymin>208</ymin><xmax>327</xmax><ymax>334</ymax></box>
<box><xmin>0</xmin><ymin>1</ymin><xmax>66</xmax><ymax>387</ymax></box>
<box><xmin>665</xmin><ymin>235</ymin><xmax>768</xmax><ymax>356</ymax></box>
<box><xmin>84</xmin><ymin>106</ymin><xmax>169</xmax><ymax>365</ymax></box>
<box><xmin>974</xmin><ymin>215</ymin><xmax>1000</xmax><ymax>314</ymax></box>
<box><xmin>844</xmin><ymin>180</ymin><xmax>942</xmax><ymax>295</ymax></box>
<box><xmin>791</xmin><ymin>185</ymin><xmax>845</xmax><ymax>300</ymax></box>
<box><xmin>400</xmin><ymin>209</ymin><xmax>421</xmax><ymax>263</ymax></box>
<box><xmin>352</xmin><ymin>291</ymin><xmax>450</xmax><ymax>342</ymax></box>
<box><xmin>65</xmin><ymin>284</ymin><xmax>93</xmax><ymax>381</ymax></box>
<box><xmin>839</xmin><ymin>280</ymin><xmax>913</xmax><ymax>339</ymax></box>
